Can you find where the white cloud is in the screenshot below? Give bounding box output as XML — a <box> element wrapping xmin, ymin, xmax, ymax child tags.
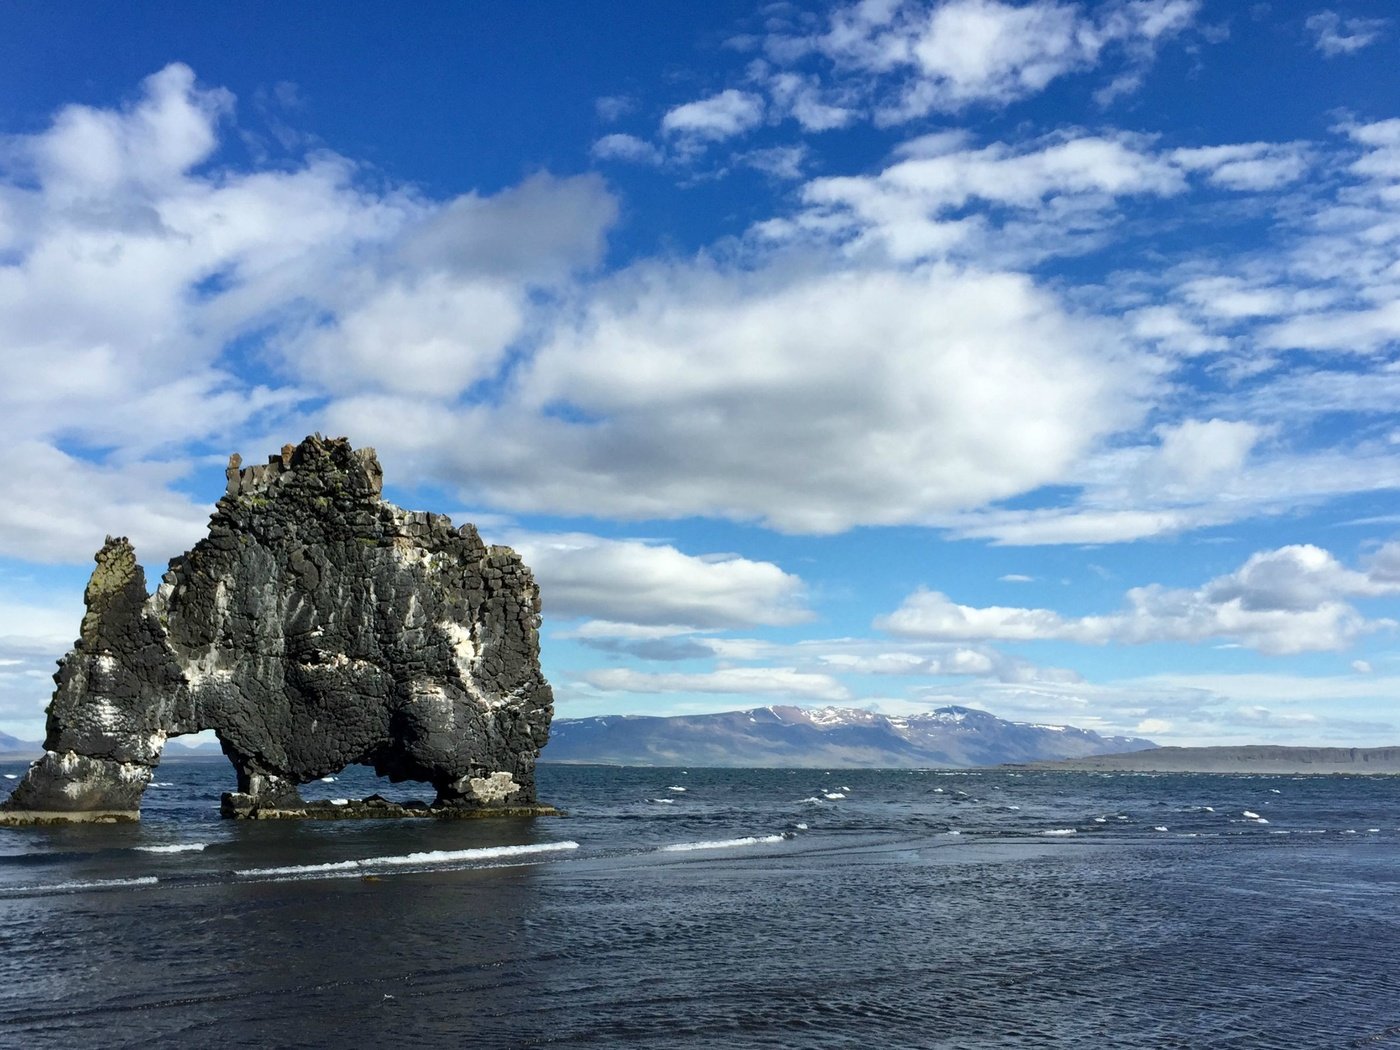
<box><xmin>288</xmin><ymin>273</ymin><xmax>523</xmax><ymax>397</ymax></box>
<box><xmin>770</xmin><ymin>0</ymin><xmax>1199</xmax><ymax>121</ymax></box>
<box><xmin>1305</xmin><ymin>9</ymin><xmax>1388</xmax><ymax>56</ymax></box>
<box><xmin>661</xmin><ymin>89</ymin><xmax>765</xmax><ymax>140</ymax></box>
<box><xmin>1143</xmin><ymin>419</ymin><xmax>1265</xmax><ymax>494</ymax></box>
<box><xmin>818</xmin><ymin>647</ymin><xmax>998</xmax><ymax>676</ymax></box>
<box><xmin>0</xmin><ymin>443</ymin><xmax>211</xmax><ymax>566</ymax></box>
<box><xmin>1128</xmin><ymin>305</ymin><xmax>1228</xmax><ymax>355</ymax></box>
<box><xmin>581</xmin><ymin>666</ymin><xmax>852</xmax><ymax>702</ymax></box>
<box><xmin>767</xmin><ymin>130</ymin><xmax>1306</xmax><ymax>266</ymax></box>
<box><xmin>0</xmin><ymin>65</ymin><xmax>619</xmax><ymax>565</ymax></box>
<box><xmin>507</xmin><ymin>532</ymin><xmax>811</xmax><ymax>629</ymax></box>
<box><xmin>741</xmin><ymin>145</ymin><xmax>810</xmax><ymax>180</ymax></box>
<box><xmin>766</xmin><ymin>72</ymin><xmax>856</xmax><ymax>131</ymax></box>
<box><xmin>338</xmin><ymin>264</ymin><xmax>1150</xmax><ymax>533</ymax></box>
<box><xmin>879</xmin><ymin>543</ymin><xmax>1400</xmax><ymax>654</ymax></box>
<box><xmin>1170</xmin><ymin>142</ymin><xmax>1311</xmax><ymax>190</ymax></box>
<box><xmin>592</xmin><ymin>133</ymin><xmax>663</xmax><ymax>165</ymax></box>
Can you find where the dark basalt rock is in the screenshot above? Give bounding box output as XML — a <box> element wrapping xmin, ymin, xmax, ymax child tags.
<box><xmin>1</xmin><ymin>436</ymin><xmax>554</xmax><ymax>823</ymax></box>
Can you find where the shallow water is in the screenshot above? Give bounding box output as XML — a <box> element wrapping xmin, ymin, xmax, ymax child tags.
<box><xmin>2</xmin><ymin>759</ymin><xmax>1398</xmax><ymax>1047</ymax></box>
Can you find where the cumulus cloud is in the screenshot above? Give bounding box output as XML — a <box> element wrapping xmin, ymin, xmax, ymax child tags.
<box><xmin>0</xmin><ymin>64</ymin><xmax>618</xmax><ymax>563</ymax></box>
<box><xmin>766</xmin><ymin>0</ymin><xmax>1198</xmax><ymax>122</ymax></box>
<box><xmin>331</xmin><ymin>263</ymin><xmax>1151</xmax><ymax>533</ymax></box>
<box><xmin>591</xmin><ymin>133</ymin><xmax>663</xmax><ymax>165</ymax></box>
<box><xmin>506</xmin><ymin>532</ymin><xmax>812</xmax><ymax>629</ymax></box>
<box><xmin>661</xmin><ymin>89</ymin><xmax>765</xmax><ymax>140</ymax></box>
<box><xmin>1305</xmin><ymin>9</ymin><xmax>1388</xmax><ymax>56</ymax></box>
<box><xmin>879</xmin><ymin>543</ymin><xmax>1400</xmax><ymax>654</ymax></box>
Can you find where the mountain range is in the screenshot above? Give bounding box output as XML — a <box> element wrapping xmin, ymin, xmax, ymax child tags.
<box><xmin>0</xmin><ymin>731</ymin><xmax>37</xmax><ymax>755</ymax></box>
<box><xmin>541</xmin><ymin>704</ymin><xmax>1156</xmax><ymax>768</ymax></box>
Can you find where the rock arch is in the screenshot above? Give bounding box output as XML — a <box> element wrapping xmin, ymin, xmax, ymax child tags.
<box><xmin>0</xmin><ymin>436</ymin><xmax>554</xmax><ymax>824</ymax></box>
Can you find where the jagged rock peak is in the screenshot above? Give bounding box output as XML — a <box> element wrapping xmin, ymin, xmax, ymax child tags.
<box><xmin>1</xmin><ymin>435</ymin><xmax>554</xmax><ymax>825</ymax></box>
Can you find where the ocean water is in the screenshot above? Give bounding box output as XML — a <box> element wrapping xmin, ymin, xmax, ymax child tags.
<box><xmin>1</xmin><ymin>759</ymin><xmax>1399</xmax><ymax>1048</ymax></box>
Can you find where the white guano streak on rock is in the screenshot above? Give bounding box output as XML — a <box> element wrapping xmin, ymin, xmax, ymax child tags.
<box><xmin>467</xmin><ymin>771</ymin><xmax>521</xmax><ymax>803</ymax></box>
<box><xmin>438</xmin><ymin>621</ymin><xmax>508</xmax><ymax>709</ymax></box>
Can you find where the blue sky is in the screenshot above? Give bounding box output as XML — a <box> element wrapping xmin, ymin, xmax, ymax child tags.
<box><xmin>1</xmin><ymin>0</ymin><xmax>1399</xmax><ymax>746</ymax></box>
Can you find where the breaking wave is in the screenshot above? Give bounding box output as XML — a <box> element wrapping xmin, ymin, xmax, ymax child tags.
<box><xmin>134</xmin><ymin>843</ymin><xmax>208</xmax><ymax>854</ymax></box>
<box><xmin>659</xmin><ymin>835</ymin><xmax>787</xmax><ymax>852</ymax></box>
<box><xmin>234</xmin><ymin>841</ymin><xmax>580</xmax><ymax>879</ymax></box>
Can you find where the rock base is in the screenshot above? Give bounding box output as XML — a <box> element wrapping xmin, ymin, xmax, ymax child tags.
<box><xmin>219</xmin><ymin>792</ymin><xmax>560</xmax><ymax>821</ymax></box>
<box><xmin>0</xmin><ymin>808</ymin><xmax>139</xmax><ymax>826</ymax></box>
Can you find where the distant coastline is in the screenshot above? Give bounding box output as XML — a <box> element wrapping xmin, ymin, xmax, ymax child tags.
<box><xmin>1014</xmin><ymin>745</ymin><xmax>1400</xmax><ymax>775</ymax></box>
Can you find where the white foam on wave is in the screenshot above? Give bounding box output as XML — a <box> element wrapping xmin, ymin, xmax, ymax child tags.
<box><xmin>3</xmin><ymin>774</ymin><xmax>16</xmax><ymax>780</ymax></box>
<box><xmin>1154</xmin><ymin>825</ymin><xmax>1169</xmax><ymax>832</ymax></box>
<box><xmin>235</xmin><ymin>841</ymin><xmax>580</xmax><ymax>879</ymax></box>
<box><xmin>649</xmin><ymin>798</ymin><xmax>675</xmax><ymax>804</ymax></box>
<box><xmin>135</xmin><ymin>843</ymin><xmax>208</xmax><ymax>854</ymax></box>
<box><xmin>11</xmin><ymin>875</ymin><xmax>160</xmax><ymax>895</ymax></box>
<box><xmin>1093</xmin><ymin>816</ymin><xmax>1108</xmax><ymax>823</ymax></box>
<box><xmin>667</xmin><ymin>786</ymin><xmax>687</xmax><ymax>793</ymax></box>
<box><xmin>1242</xmin><ymin>810</ymin><xmax>1262</xmax><ymax>819</ymax></box>
<box><xmin>321</xmin><ymin>776</ymin><xmax>337</xmax><ymax>782</ymax></box>
<box><xmin>1042</xmin><ymin>828</ymin><xmax>1076</xmax><ymax>836</ymax></box>
<box><xmin>794</xmin><ymin>823</ymin><xmax>808</xmax><ymax>830</ymax></box>
<box><xmin>798</xmin><ymin>796</ymin><xmax>824</xmax><ymax>804</ymax></box>
<box><xmin>148</xmin><ymin>782</ymin><xmax>175</xmax><ymax>788</ymax></box>
<box><xmin>823</xmin><ymin>792</ymin><xmax>845</xmax><ymax>800</ymax></box>
<box><xmin>659</xmin><ymin>835</ymin><xmax>786</xmax><ymax>853</ymax></box>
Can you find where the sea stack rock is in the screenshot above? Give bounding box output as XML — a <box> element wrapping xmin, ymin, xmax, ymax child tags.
<box><xmin>0</xmin><ymin>436</ymin><xmax>554</xmax><ymax>824</ymax></box>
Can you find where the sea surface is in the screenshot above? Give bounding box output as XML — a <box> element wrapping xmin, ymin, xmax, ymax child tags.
<box><xmin>1</xmin><ymin>758</ymin><xmax>1398</xmax><ymax>1048</ymax></box>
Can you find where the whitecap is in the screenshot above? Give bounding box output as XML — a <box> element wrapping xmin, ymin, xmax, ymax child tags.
<box><xmin>659</xmin><ymin>835</ymin><xmax>786</xmax><ymax>853</ymax></box>
<box><xmin>8</xmin><ymin>875</ymin><xmax>160</xmax><ymax>895</ymax></box>
<box><xmin>3</xmin><ymin>774</ymin><xmax>16</xmax><ymax>780</ymax></box>
<box><xmin>823</xmin><ymin>792</ymin><xmax>845</xmax><ymax>800</ymax></box>
<box><xmin>667</xmin><ymin>786</ymin><xmax>687</xmax><ymax>792</ymax></box>
<box><xmin>649</xmin><ymin>798</ymin><xmax>675</xmax><ymax>804</ymax></box>
<box><xmin>1242</xmin><ymin>810</ymin><xmax>1262</xmax><ymax>819</ymax></box>
<box><xmin>1153</xmin><ymin>826</ymin><xmax>1169</xmax><ymax>832</ymax></box>
<box><xmin>148</xmin><ymin>782</ymin><xmax>175</xmax><ymax>788</ymax></box>
<box><xmin>330</xmin><ymin>798</ymin><xmax>349</xmax><ymax>806</ymax></box>
<box><xmin>798</xmin><ymin>796</ymin><xmax>824</xmax><ymax>804</ymax></box>
<box><xmin>321</xmin><ymin>776</ymin><xmax>337</xmax><ymax>783</ymax></box>
<box><xmin>945</xmin><ymin>830</ymin><xmax>961</xmax><ymax>836</ymax></box>
<box><xmin>1093</xmin><ymin>817</ymin><xmax>1108</xmax><ymax>824</ymax></box>
<box><xmin>794</xmin><ymin>823</ymin><xmax>808</xmax><ymax>830</ymax></box>
<box><xmin>1042</xmin><ymin>828</ymin><xmax>1076</xmax><ymax>836</ymax></box>
<box><xmin>236</xmin><ymin>841</ymin><xmax>580</xmax><ymax>878</ymax></box>
<box><xmin>135</xmin><ymin>843</ymin><xmax>208</xmax><ymax>854</ymax></box>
